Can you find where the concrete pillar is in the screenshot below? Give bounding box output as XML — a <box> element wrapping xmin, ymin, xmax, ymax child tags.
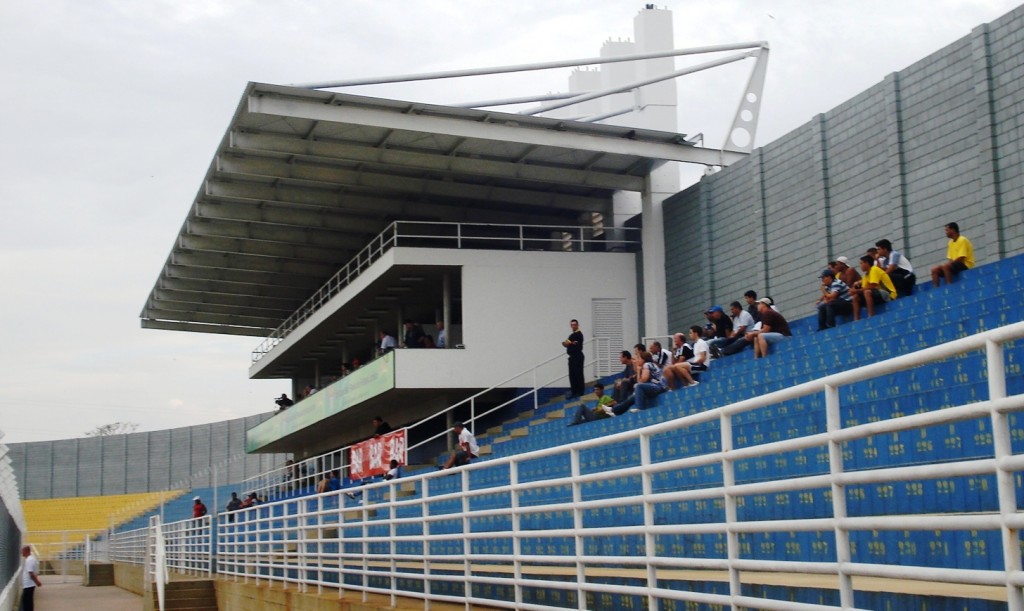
<box><xmin>641</xmin><ymin>162</ymin><xmax>679</xmax><ymax>337</ymax></box>
<box><xmin>971</xmin><ymin>23</ymin><xmax>1005</xmax><ymax>260</ymax></box>
<box><xmin>442</xmin><ymin>272</ymin><xmax>451</xmax><ymax>348</ymax></box>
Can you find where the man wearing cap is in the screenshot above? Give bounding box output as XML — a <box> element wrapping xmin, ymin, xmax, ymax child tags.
<box><xmin>441</xmin><ymin>422</ymin><xmax>479</xmax><ymax>469</ymax></box>
<box><xmin>703</xmin><ymin>305</ymin><xmax>733</xmax><ymax>341</ymax></box>
<box><xmin>816</xmin><ymin>268</ymin><xmax>854</xmax><ymax>330</ymax></box>
<box><xmin>753</xmin><ymin>298</ymin><xmax>792</xmax><ymax>358</ymax></box>
<box><xmin>710</xmin><ymin>301</ymin><xmax>755</xmax><ymax>357</ymax></box>
<box><xmin>931</xmin><ymin>222</ymin><xmax>974</xmax><ymax>287</ymax></box>
<box><xmin>193</xmin><ymin>496</ymin><xmax>208</xmax><ymax>519</ymax></box>
<box><xmin>851</xmin><ymin>255</ymin><xmax>897</xmax><ymax>320</ymax></box>
<box><xmin>830</xmin><ymin>256</ymin><xmax>861</xmax><ymax>290</ymax></box>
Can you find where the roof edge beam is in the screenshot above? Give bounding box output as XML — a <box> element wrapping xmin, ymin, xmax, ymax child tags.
<box><xmin>141</xmin><ymin>318</ymin><xmax>273</xmax><ymax>337</ymax></box>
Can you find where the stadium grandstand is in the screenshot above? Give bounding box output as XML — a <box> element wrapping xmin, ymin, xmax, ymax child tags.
<box><xmin>7</xmin><ymin>4</ymin><xmax>1024</xmax><ymax>611</ymax></box>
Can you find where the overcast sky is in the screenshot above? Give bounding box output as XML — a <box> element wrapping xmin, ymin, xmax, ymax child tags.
<box><xmin>0</xmin><ymin>0</ymin><xmax>1019</xmax><ymax>444</ymax></box>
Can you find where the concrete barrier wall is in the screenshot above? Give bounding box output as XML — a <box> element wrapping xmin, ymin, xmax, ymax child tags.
<box><xmin>8</xmin><ymin>413</ymin><xmax>287</xmax><ymax>499</ymax></box>
<box><xmin>665</xmin><ymin>4</ymin><xmax>1024</xmax><ymax>329</ymax></box>
<box><xmin>113</xmin><ymin>562</ymin><xmax>145</xmax><ymax>596</ymax></box>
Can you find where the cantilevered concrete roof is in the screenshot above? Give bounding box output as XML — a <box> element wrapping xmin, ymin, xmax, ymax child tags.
<box><xmin>141</xmin><ymin>82</ymin><xmax>743</xmax><ymax>337</ymax></box>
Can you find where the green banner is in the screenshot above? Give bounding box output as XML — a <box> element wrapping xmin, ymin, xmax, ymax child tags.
<box><xmin>246</xmin><ymin>352</ymin><xmax>395</xmax><ymax>452</ymax></box>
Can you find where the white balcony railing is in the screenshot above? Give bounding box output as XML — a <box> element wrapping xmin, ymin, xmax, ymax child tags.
<box><xmin>252</xmin><ymin>220</ymin><xmax>638</xmax><ymax>363</ymax></box>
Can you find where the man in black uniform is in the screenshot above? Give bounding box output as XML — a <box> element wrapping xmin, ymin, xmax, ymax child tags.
<box><xmin>562</xmin><ymin>319</ymin><xmax>585</xmax><ymax>397</ymax></box>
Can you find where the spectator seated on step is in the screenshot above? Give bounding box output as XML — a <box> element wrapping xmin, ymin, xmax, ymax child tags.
<box><xmin>851</xmin><ymin>255</ymin><xmax>897</xmax><ymax>320</ymax></box>
<box><xmin>569</xmin><ymin>383</ymin><xmax>617</xmax><ymax>426</ymax></box>
<box><xmin>753</xmin><ymin>298</ymin><xmax>792</xmax><ymax>359</ymax></box>
<box><xmin>613</xmin><ymin>350</ymin><xmax>637</xmax><ymax>403</ymax></box>
<box><xmin>875</xmin><ymin>239</ymin><xmax>916</xmax><ymax>297</ymax></box>
<box><xmin>816</xmin><ymin>268</ymin><xmax>853</xmax><ymax>330</ymax></box>
<box><xmin>663</xmin><ymin>327</ymin><xmax>707</xmax><ymax>389</ymax></box>
<box><xmin>931</xmin><ymin>222</ymin><xmax>974</xmax><ymax>287</ymax></box>
<box><xmin>613</xmin><ymin>351</ymin><xmax>667</xmax><ymax>412</ymax></box>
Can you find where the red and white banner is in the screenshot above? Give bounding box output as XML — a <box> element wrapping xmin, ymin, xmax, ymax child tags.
<box><xmin>349</xmin><ymin>429</ymin><xmax>407</xmax><ymax>480</ymax></box>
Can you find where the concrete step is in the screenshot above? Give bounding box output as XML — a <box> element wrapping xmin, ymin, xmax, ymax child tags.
<box><xmin>84</xmin><ymin>562</ymin><xmax>115</xmax><ymax>586</ymax></box>
<box><xmin>530</xmin><ymin>408</ymin><xmax>565</xmax><ymax>424</ymax></box>
<box><xmin>153</xmin><ymin>580</ymin><xmax>217</xmax><ymax>611</ymax></box>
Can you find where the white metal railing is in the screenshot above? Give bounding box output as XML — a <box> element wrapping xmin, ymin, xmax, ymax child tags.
<box><xmin>161</xmin><ymin>514</ymin><xmax>213</xmax><ymax>576</ymax></box>
<box><xmin>202</xmin><ymin>322</ymin><xmax>1024</xmax><ymax>610</ymax></box>
<box><xmin>251</xmin><ymin>220</ymin><xmax>638</xmax><ymax>362</ymax></box>
<box><xmin>149</xmin><ymin>515</ymin><xmax>166</xmax><ymax>611</ymax></box>
<box><xmin>243</xmin><ymin>337</ymin><xmax>612</xmax><ymax>502</ymax></box>
<box><xmin>110</xmin><ymin>525</ymin><xmax>149</xmax><ymax>565</ymax></box>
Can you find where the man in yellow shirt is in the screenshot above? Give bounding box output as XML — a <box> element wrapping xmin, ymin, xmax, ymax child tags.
<box><xmin>851</xmin><ymin>255</ymin><xmax>897</xmax><ymax>320</ymax></box>
<box><xmin>931</xmin><ymin>222</ymin><xmax>974</xmax><ymax>286</ymax></box>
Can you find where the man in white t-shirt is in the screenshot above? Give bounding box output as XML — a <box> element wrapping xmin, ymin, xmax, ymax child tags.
<box><xmin>441</xmin><ymin>422</ymin><xmax>479</xmax><ymax>469</ymax></box>
<box><xmin>664</xmin><ymin>327</ymin><xmax>707</xmax><ymax>389</ymax></box>
<box><xmin>22</xmin><ymin>545</ymin><xmax>41</xmax><ymax>611</ymax></box>
<box><xmin>379</xmin><ymin>330</ymin><xmax>398</xmax><ymax>355</ymax></box>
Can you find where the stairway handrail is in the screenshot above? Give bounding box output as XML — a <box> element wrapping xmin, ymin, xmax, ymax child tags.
<box><xmin>243</xmin><ymin>336</ymin><xmax>612</xmax><ymax>499</ymax></box>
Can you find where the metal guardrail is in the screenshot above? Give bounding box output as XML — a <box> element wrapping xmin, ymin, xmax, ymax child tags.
<box><xmin>251</xmin><ymin>220</ymin><xmax>638</xmax><ymax>363</ymax></box>
<box><xmin>110</xmin><ymin>525</ymin><xmax>148</xmax><ymax>566</ymax></box>
<box><xmin>144</xmin><ymin>321</ymin><xmax>1024</xmax><ymax>610</ymax></box>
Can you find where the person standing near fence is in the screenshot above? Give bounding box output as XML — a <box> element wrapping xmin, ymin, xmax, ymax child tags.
<box><xmin>21</xmin><ymin>545</ymin><xmax>41</xmax><ymax>611</ymax></box>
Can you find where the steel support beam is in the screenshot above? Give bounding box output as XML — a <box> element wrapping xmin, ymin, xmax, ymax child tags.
<box><xmin>157</xmin><ymin>276</ymin><xmax>305</xmax><ymax>301</ymax></box>
<box><xmin>295</xmin><ymin>41</ymin><xmax>768</xmax><ymax>89</ymax></box>
<box><xmin>160</xmin><ymin>264</ymin><xmax>322</xmax><ymax>291</ymax></box>
<box><xmin>141</xmin><ymin>308</ymin><xmax>283</xmax><ymax>330</ymax></box>
<box><xmin>215</xmin><ymin>154</ymin><xmax>611</xmax><ymax>212</ymax></box>
<box><xmin>195</xmin><ymin>197</ymin><xmax>386</xmax><ymax>234</ymax></box>
<box><xmin>248</xmin><ymin>94</ymin><xmax>746</xmax><ymax>167</ymax></box>
<box><xmin>186</xmin><ymin>216</ymin><xmax>373</xmax><ymax>249</ymax></box>
<box><xmin>228</xmin><ymin>130</ymin><xmax>646</xmax><ymax>191</ymax></box>
<box><xmin>203</xmin><ymin>179</ymin><xmax>583</xmax><ymax>225</ymax></box>
<box><xmin>170</xmin><ymin>249</ymin><xmax>336</xmax><ymax>278</ymax></box>
<box><xmin>177</xmin><ymin>234</ymin><xmax>347</xmax><ymax>265</ymax></box>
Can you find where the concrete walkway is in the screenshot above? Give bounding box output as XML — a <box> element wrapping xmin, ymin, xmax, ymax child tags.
<box><xmin>32</xmin><ymin>574</ymin><xmax>142</xmax><ymax>611</ymax></box>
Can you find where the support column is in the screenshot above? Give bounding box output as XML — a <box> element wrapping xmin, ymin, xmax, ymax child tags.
<box><xmin>810</xmin><ymin>114</ymin><xmax>835</xmax><ymax>258</ymax></box>
<box><xmin>754</xmin><ymin>150</ymin><xmax>771</xmax><ymax>296</ymax></box>
<box><xmin>883</xmin><ymin>73</ymin><xmax>910</xmax><ymax>254</ymax></box>
<box><xmin>396</xmin><ymin>308</ymin><xmax>404</xmax><ymax>348</ymax></box>
<box><xmin>641</xmin><ymin>163</ymin><xmax>678</xmax><ymax>337</ymax></box>
<box><xmin>972</xmin><ymin>23</ymin><xmax>1006</xmax><ymax>260</ymax></box>
<box><xmin>442</xmin><ymin>272</ymin><xmax>451</xmax><ymax>348</ymax></box>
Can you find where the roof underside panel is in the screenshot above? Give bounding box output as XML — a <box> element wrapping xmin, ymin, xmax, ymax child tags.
<box><xmin>141</xmin><ymin>82</ymin><xmax>710</xmax><ymax>336</ymax></box>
